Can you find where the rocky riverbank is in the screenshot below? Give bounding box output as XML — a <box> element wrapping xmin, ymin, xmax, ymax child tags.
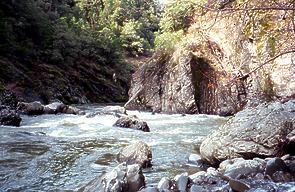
<box><xmin>75</xmin><ymin>100</ymin><xmax>294</xmax><ymax>192</ymax></box>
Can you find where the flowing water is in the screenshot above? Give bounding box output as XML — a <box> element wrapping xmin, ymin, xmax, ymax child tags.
<box><xmin>0</xmin><ymin>105</ymin><xmax>227</xmax><ymax>191</ymax></box>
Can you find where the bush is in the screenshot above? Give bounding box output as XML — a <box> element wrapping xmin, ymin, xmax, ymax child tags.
<box><xmin>154</xmin><ymin>30</ymin><xmax>184</xmax><ymax>55</ymax></box>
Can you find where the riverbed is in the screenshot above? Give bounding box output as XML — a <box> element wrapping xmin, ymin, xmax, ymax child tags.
<box><xmin>0</xmin><ymin>105</ymin><xmax>227</xmax><ymax>191</ymax></box>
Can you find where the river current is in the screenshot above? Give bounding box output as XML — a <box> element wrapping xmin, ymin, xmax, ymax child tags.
<box><xmin>0</xmin><ymin>105</ymin><xmax>227</xmax><ymax>191</ymax></box>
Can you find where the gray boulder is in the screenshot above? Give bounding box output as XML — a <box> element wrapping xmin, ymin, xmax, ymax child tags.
<box><xmin>17</xmin><ymin>101</ymin><xmax>84</xmax><ymax>115</ymax></box>
<box><xmin>80</xmin><ymin>163</ymin><xmax>145</xmax><ymax>192</ymax></box>
<box><xmin>17</xmin><ymin>101</ymin><xmax>44</xmax><ymax>115</ymax></box>
<box><xmin>101</xmin><ymin>106</ymin><xmax>127</xmax><ymax>116</ymax></box>
<box><xmin>200</xmin><ymin>100</ymin><xmax>295</xmax><ymax>164</ymax></box>
<box><xmin>117</xmin><ymin>141</ymin><xmax>152</xmax><ymax>168</ymax></box>
<box><xmin>174</xmin><ymin>173</ymin><xmax>189</xmax><ymax>192</ymax></box>
<box><xmin>114</xmin><ymin>116</ymin><xmax>150</xmax><ymax>132</ymax></box>
<box><xmin>157</xmin><ymin>177</ymin><xmax>171</xmax><ymax>191</ymax></box>
<box><xmin>219</xmin><ymin>158</ymin><xmax>266</xmax><ymax>179</ymax></box>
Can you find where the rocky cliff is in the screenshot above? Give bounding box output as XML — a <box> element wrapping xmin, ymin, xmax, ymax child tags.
<box><xmin>125</xmin><ymin>11</ymin><xmax>295</xmax><ymax>115</ymax></box>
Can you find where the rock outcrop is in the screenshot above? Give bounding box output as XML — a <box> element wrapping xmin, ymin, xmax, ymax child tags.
<box><xmin>125</xmin><ymin>10</ymin><xmax>295</xmax><ymax>115</ymax></box>
<box><xmin>200</xmin><ymin>100</ymin><xmax>295</xmax><ymax>165</ymax></box>
<box><xmin>125</xmin><ymin>46</ymin><xmax>243</xmax><ymax>115</ymax></box>
<box><xmin>80</xmin><ymin>163</ymin><xmax>145</xmax><ymax>192</ymax></box>
<box><xmin>113</xmin><ymin>116</ymin><xmax>150</xmax><ymax>132</ymax></box>
<box><xmin>117</xmin><ymin>141</ymin><xmax>152</xmax><ymax>168</ymax></box>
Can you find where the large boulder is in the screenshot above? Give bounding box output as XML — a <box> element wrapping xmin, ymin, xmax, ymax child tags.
<box><xmin>200</xmin><ymin>100</ymin><xmax>295</xmax><ymax>165</ymax></box>
<box><xmin>17</xmin><ymin>101</ymin><xmax>84</xmax><ymax>115</ymax></box>
<box><xmin>17</xmin><ymin>101</ymin><xmax>44</xmax><ymax>115</ymax></box>
<box><xmin>80</xmin><ymin>163</ymin><xmax>145</xmax><ymax>192</ymax></box>
<box><xmin>0</xmin><ymin>106</ymin><xmax>22</xmax><ymax>126</ymax></box>
<box><xmin>113</xmin><ymin>116</ymin><xmax>150</xmax><ymax>132</ymax></box>
<box><xmin>117</xmin><ymin>141</ymin><xmax>152</xmax><ymax>168</ymax></box>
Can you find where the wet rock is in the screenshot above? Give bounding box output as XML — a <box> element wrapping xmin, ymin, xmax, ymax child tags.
<box><xmin>174</xmin><ymin>172</ymin><xmax>189</xmax><ymax>192</ymax></box>
<box><xmin>80</xmin><ymin>163</ymin><xmax>145</xmax><ymax>192</ymax></box>
<box><xmin>265</xmin><ymin>157</ymin><xmax>289</xmax><ymax>179</ymax></box>
<box><xmin>200</xmin><ymin>100</ymin><xmax>295</xmax><ymax>165</ymax></box>
<box><xmin>157</xmin><ymin>177</ymin><xmax>171</xmax><ymax>191</ymax></box>
<box><xmin>189</xmin><ymin>185</ymin><xmax>207</xmax><ymax>192</ymax></box>
<box><xmin>187</xmin><ymin>154</ymin><xmax>208</xmax><ymax>169</ymax></box>
<box><xmin>63</xmin><ymin>105</ymin><xmax>85</xmax><ymax>115</ymax></box>
<box><xmin>272</xmin><ymin>171</ymin><xmax>294</xmax><ymax>182</ymax></box>
<box><xmin>113</xmin><ymin>116</ymin><xmax>150</xmax><ymax>132</ymax></box>
<box><xmin>188</xmin><ymin>154</ymin><xmax>203</xmax><ymax>164</ymax></box>
<box><xmin>101</xmin><ymin>106</ymin><xmax>127</xmax><ymax>116</ymax></box>
<box><xmin>229</xmin><ymin>179</ymin><xmax>250</xmax><ymax>192</ymax></box>
<box><xmin>139</xmin><ymin>187</ymin><xmax>159</xmax><ymax>192</ymax></box>
<box><xmin>17</xmin><ymin>101</ymin><xmax>85</xmax><ymax>115</ymax></box>
<box><xmin>0</xmin><ymin>106</ymin><xmax>22</xmax><ymax>126</ymax></box>
<box><xmin>117</xmin><ymin>141</ymin><xmax>152</xmax><ymax>168</ymax></box>
<box><xmin>220</xmin><ymin>158</ymin><xmax>266</xmax><ymax>179</ymax></box>
<box><xmin>190</xmin><ymin>168</ymin><xmax>222</xmax><ymax>185</ymax></box>
<box><xmin>44</xmin><ymin>102</ymin><xmax>64</xmax><ymax>114</ymax></box>
<box><xmin>17</xmin><ymin>101</ymin><xmax>44</xmax><ymax>115</ymax></box>
<box><xmin>126</xmin><ymin>164</ymin><xmax>146</xmax><ymax>191</ymax></box>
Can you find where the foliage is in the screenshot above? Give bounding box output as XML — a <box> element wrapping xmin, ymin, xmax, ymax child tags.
<box><xmin>154</xmin><ymin>30</ymin><xmax>184</xmax><ymax>55</ymax></box>
<box><xmin>120</xmin><ymin>20</ymin><xmax>148</xmax><ymax>56</ymax></box>
<box><xmin>159</xmin><ymin>0</ymin><xmax>196</xmax><ymax>32</ymax></box>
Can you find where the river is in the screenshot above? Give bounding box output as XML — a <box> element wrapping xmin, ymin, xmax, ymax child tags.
<box><xmin>0</xmin><ymin>105</ymin><xmax>227</xmax><ymax>191</ymax></box>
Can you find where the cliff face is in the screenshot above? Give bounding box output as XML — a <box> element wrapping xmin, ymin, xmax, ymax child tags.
<box><xmin>126</xmin><ymin>13</ymin><xmax>295</xmax><ymax>114</ymax></box>
<box><xmin>126</xmin><ymin>37</ymin><xmax>247</xmax><ymax>115</ymax></box>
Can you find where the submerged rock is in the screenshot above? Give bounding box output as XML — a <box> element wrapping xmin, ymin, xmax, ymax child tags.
<box><xmin>0</xmin><ymin>106</ymin><xmax>22</xmax><ymax>126</ymax></box>
<box><xmin>117</xmin><ymin>141</ymin><xmax>152</xmax><ymax>168</ymax></box>
<box><xmin>101</xmin><ymin>106</ymin><xmax>127</xmax><ymax>116</ymax></box>
<box><xmin>200</xmin><ymin>100</ymin><xmax>295</xmax><ymax>165</ymax></box>
<box><xmin>80</xmin><ymin>163</ymin><xmax>145</xmax><ymax>192</ymax></box>
<box><xmin>113</xmin><ymin>116</ymin><xmax>150</xmax><ymax>132</ymax></box>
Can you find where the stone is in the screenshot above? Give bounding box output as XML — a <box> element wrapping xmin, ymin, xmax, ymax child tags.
<box><xmin>101</xmin><ymin>106</ymin><xmax>127</xmax><ymax>116</ymax></box>
<box><xmin>139</xmin><ymin>187</ymin><xmax>159</xmax><ymax>192</ymax></box>
<box><xmin>221</xmin><ymin>158</ymin><xmax>266</xmax><ymax>179</ymax></box>
<box><xmin>174</xmin><ymin>173</ymin><xmax>189</xmax><ymax>192</ymax></box>
<box><xmin>80</xmin><ymin>163</ymin><xmax>145</xmax><ymax>192</ymax></box>
<box><xmin>0</xmin><ymin>107</ymin><xmax>22</xmax><ymax>126</ymax></box>
<box><xmin>17</xmin><ymin>101</ymin><xmax>44</xmax><ymax>115</ymax></box>
<box><xmin>117</xmin><ymin>141</ymin><xmax>152</xmax><ymax>168</ymax></box>
<box><xmin>188</xmin><ymin>154</ymin><xmax>203</xmax><ymax>165</ymax></box>
<box><xmin>44</xmin><ymin>102</ymin><xmax>64</xmax><ymax>114</ymax></box>
<box><xmin>200</xmin><ymin>100</ymin><xmax>295</xmax><ymax>165</ymax></box>
<box><xmin>229</xmin><ymin>179</ymin><xmax>250</xmax><ymax>192</ymax></box>
<box><xmin>126</xmin><ymin>164</ymin><xmax>146</xmax><ymax>191</ymax></box>
<box><xmin>157</xmin><ymin>177</ymin><xmax>171</xmax><ymax>191</ymax></box>
<box><xmin>265</xmin><ymin>157</ymin><xmax>289</xmax><ymax>178</ymax></box>
<box><xmin>113</xmin><ymin>116</ymin><xmax>150</xmax><ymax>132</ymax></box>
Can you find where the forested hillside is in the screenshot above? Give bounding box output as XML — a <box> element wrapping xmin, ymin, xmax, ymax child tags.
<box><xmin>0</xmin><ymin>0</ymin><xmax>159</xmax><ymax>104</ymax></box>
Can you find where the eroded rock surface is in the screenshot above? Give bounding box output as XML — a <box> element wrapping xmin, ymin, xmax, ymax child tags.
<box><xmin>200</xmin><ymin>100</ymin><xmax>295</xmax><ymax>164</ymax></box>
<box><xmin>117</xmin><ymin>141</ymin><xmax>152</xmax><ymax>168</ymax></box>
